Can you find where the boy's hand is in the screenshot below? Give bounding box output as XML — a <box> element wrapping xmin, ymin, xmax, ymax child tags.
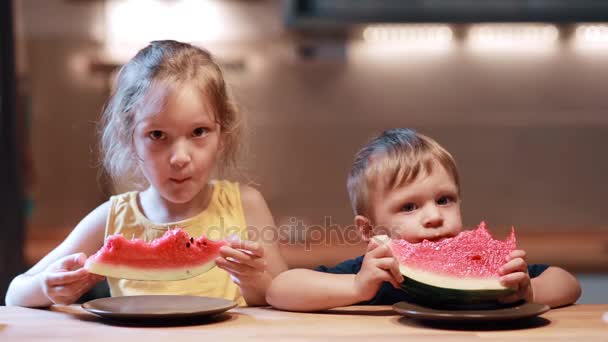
<box><xmin>40</xmin><ymin>253</ymin><xmax>105</xmax><ymax>305</ymax></box>
<box><xmin>216</xmin><ymin>239</ymin><xmax>267</xmax><ymax>288</ymax></box>
<box><xmin>353</xmin><ymin>240</ymin><xmax>404</xmax><ymax>302</ymax></box>
<box><xmin>498</xmin><ymin>249</ymin><xmax>534</xmax><ymax>304</ymax></box>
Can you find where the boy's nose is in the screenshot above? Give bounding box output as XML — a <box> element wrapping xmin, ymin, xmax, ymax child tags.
<box><xmin>422</xmin><ymin>205</ymin><xmax>443</xmax><ymax>229</ymax></box>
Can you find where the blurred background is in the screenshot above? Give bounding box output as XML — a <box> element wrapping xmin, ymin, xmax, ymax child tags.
<box><xmin>1</xmin><ymin>0</ymin><xmax>607</xmax><ymax>305</ymax></box>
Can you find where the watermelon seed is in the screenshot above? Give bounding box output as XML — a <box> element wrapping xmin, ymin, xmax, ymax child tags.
<box><xmin>190</xmin><ymin>237</ymin><xmax>194</xmax><ymax>243</ymax></box>
<box><xmin>186</xmin><ymin>242</ymin><xmax>191</xmax><ymax>248</ymax></box>
<box><xmin>203</xmin><ymin>241</ymin><xmax>207</xmax><ymax>246</ymax></box>
<box><xmin>470</xmin><ymin>255</ymin><xmax>481</xmax><ymax>261</ymax></box>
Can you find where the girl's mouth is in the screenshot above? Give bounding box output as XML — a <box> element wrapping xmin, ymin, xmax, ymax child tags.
<box><xmin>170</xmin><ymin>177</ymin><xmax>191</xmax><ymax>184</ymax></box>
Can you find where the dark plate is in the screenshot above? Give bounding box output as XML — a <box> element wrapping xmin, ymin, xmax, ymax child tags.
<box><xmin>393</xmin><ymin>301</ymin><xmax>550</xmax><ymax>321</ymax></box>
<box><xmin>82</xmin><ymin>295</ymin><xmax>237</xmax><ymax>320</ymax></box>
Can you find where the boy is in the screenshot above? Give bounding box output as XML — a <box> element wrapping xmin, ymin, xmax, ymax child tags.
<box><xmin>266</xmin><ymin>128</ymin><xmax>581</xmax><ymax>311</ymax></box>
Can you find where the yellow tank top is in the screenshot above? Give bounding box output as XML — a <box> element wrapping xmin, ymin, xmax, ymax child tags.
<box><xmin>104</xmin><ymin>180</ymin><xmax>246</xmax><ymax>305</ymax></box>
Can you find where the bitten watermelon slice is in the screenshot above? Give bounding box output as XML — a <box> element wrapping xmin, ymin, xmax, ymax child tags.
<box><xmin>379</xmin><ymin>222</ymin><xmax>517</xmax><ymax>309</ymax></box>
<box><xmin>85</xmin><ymin>228</ymin><xmax>225</xmax><ymax>281</ymax></box>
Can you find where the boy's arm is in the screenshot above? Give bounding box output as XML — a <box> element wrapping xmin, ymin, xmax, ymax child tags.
<box><xmin>531</xmin><ymin>266</ymin><xmax>582</xmax><ymax>308</ymax></box>
<box><xmin>267</xmin><ymin>243</ymin><xmax>403</xmax><ymax>312</ymax></box>
<box><xmin>266</xmin><ymin>269</ymin><xmax>364</xmax><ymax>311</ymax></box>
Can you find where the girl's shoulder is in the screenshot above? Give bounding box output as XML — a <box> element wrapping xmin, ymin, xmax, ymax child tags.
<box><xmin>108</xmin><ymin>191</ymin><xmax>139</xmax><ymax>206</ymax></box>
<box><xmin>212</xmin><ymin>180</ymin><xmax>265</xmax><ymax>206</ymax></box>
<box><xmin>238</xmin><ymin>183</ymin><xmax>266</xmax><ymax>207</ymax></box>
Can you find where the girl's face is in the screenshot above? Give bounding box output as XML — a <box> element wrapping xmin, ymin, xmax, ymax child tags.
<box><xmin>368</xmin><ymin>163</ymin><xmax>463</xmax><ymax>243</ymax></box>
<box><xmin>133</xmin><ymin>83</ymin><xmax>221</xmax><ymax>205</ymax></box>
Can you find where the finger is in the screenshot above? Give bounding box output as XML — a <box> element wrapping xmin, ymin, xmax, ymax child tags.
<box><xmin>500</xmin><ymin>258</ymin><xmax>527</xmax><ymax>275</ymax></box>
<box><xmin>390</xmin><ymin>260</ymin><xmax>404</xmax><ymax>283</ymax></box>
<box><xmin>57</xmin><ymin>253</ymin><xmax>87</xmax><ymax>271</ymax></box>
<box><xmin>368</xmin><ymin>244</ymin><xmax>392</xmax><ymax>258</ymax></box>
<box><xmin>86</xmin><ymin>273</ymin><xmax>106</xmax><ymax>283</ymax></box>
<box><xmin>375</xmin><ymin>257</ymin><xmax>404</xmax><ymax>283</ymax></box>
<box><xmin>215</xmin><ymin>257</ymin><xmax>262</xmax><ymax>277</ymax></box>
<box><xmin>219</xmin><ymin>246</ymin><xmax>266</xmax><ymax>269</ymax></box>
<box><xmin>216</xmin><ymin>263</ymin><xmax>262</xmax><ymax>279</ymax></box>
<box><xmin>227</xmin><ymin>240</ymin><xmax>265</xmax><ymax>258</ymax></box>
<box><xmin>500</xmin><ymin>272</ymin><xmax>528</xmax><ymax>288</ymax></box>
<box><xmin>366</xmin><ymin>240</ymin><xmax>380</xmax><ymax>252</ymax></box>
<box><xmin>46</xmin><ymin>268</ymin><xmax>89</xmax><ymax>286</ymax></box>
<box><xmin>377</xmin><ymin>270</ymin><xmax>400</xmax><ymax>289</ymax></box>
<box><xmin>506</xmin><ymin>250</ymin><xmax>527</xmax><ymax>262</ymax></box>
<box><xmin>49</xmin><ymin>280</ymin><xmax>88</xmax><ymax>302</ymax></box>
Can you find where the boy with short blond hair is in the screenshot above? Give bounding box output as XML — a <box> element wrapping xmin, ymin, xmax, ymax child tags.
<box><xmin>267</xmin><ymin>128</ymin><xmax>581</xmax><ymax>312</ymax></box>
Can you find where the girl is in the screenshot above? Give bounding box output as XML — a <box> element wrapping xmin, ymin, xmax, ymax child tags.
<box><xmin>6</xmin><ymin>40</ymin><xmax>287</xmax><ymax>307</ymax></box>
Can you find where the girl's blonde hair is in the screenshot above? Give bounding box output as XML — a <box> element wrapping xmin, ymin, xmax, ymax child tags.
<box><xmin>99</xmin><ymin>40</ymin><xmax>243</xmax><ymax>190</ymax></box>
<box><xmin>347</xmin><ymin>128</ymin><xmax>460</xmax><ymax>217</ymax></box>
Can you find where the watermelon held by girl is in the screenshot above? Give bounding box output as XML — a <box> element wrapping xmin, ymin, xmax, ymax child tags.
<box><xmin>85</xmin><ymin>228</ymin><xmax>225</xmax><ymax>281</ymax></box>
<box><xmin>378</xmin><ymin>222</ymin><xmax>518</xmax><ymax>309</ymax></box>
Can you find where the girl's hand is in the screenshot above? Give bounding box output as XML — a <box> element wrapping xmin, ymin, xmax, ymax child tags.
<box><xmin>499</xmin><ymin>249</ymin><xmax>534</xmax><ymax>304</ymax></box>
<box><xmin>39</xmin><ymin>253</ymin><xmax>105</xmax><ymax>305</ymax></box>
<box><xmin>216</xmin><ymin>239</ymin><xmax>267</xmax><ymax>287</ymax></box>
<box><xmin>354</xmin><ymin>240</ymin><xmax>404</xmax><ymax>302</ymax></box>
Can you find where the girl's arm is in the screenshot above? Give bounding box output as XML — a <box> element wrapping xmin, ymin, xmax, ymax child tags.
<box><xmin>531</xmin><ymin>266</ymin><xmax>582</xmax><ymax>308</ymax></box>
<box><xmin>215</xmin><ymin>185</ymin><xmax>288</xmax><ymax>306</ymax></box>
<box><xmin>240</xmin><ymin>185</ymin><xmax>287</xmax><ymax>278</ymax></box>
<box><xmin>5</xmin><ymin>201</ymin><xmax>109</xmax><ymax>307</ymax></box>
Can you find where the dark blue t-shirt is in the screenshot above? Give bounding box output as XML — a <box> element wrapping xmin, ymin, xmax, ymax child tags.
<box><xmin>315</xmin><ymin>255</ymin><xmax>549</xmax><ymax>305</ymax></box>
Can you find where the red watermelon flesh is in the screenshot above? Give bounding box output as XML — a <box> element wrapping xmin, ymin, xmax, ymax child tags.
<box><xmin>391</xmin><ymin>221</ymin><xmax>516</xmax><ymax>282</ymax></box>
<box><xmin>85</xmin><ymin>228</ymin><xmax>225</xmax><ymax>281</ymax></box>
<box><xmin>380</xmin><ymin>222</ymin><xmax>517</xmax><ymax>308</ymax></box>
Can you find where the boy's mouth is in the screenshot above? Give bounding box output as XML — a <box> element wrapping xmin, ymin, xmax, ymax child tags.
<box><xmin>417</xmin><ymin>231</ymin><xmax>456</xmax><ymax>243</ymax></box>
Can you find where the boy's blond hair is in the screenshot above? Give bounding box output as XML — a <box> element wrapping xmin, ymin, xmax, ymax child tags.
<box><xmin>347</xmin><ymin>128</ymin><xmax>460</xmax><ymax>217</ymax></box>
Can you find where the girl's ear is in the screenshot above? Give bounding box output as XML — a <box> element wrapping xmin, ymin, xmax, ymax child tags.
<box><xmin>355</xmin><ymin>215</ymin><xmax>373</xmax><ymax>242</ymax></box>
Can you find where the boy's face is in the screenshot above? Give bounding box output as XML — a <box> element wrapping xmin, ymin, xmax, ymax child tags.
<box><xmin>360</xmin><ymin>163</ymin><xmax>463</xmax><ymax>243</ymax></box>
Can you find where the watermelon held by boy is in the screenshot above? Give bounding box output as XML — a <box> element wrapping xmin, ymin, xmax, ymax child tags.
<box><xmin>378</xmin><ymin>222</ymin><xmax>518</xmax><ymax>309</ymax></box>
<box><xmin>85</xmin><ymin>228</ymin><xmax>225</xmax><ymax>281</ymax></box>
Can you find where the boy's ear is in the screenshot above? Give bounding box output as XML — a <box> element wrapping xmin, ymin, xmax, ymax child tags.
<box><xmin>355</xmin><ymin>215</ymin><xmax>373</xmax><ymax>242</ymax></box>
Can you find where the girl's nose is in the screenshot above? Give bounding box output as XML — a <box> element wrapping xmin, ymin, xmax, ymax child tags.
<box><xmin>170</xmin><ymin>140</ymin><xmax>191</xmax><ymax>168</ymax></box>
<box><xmin>422</xmin><ymin>204</ymin><xmax>443</xmax><ymax>229</ymax></box>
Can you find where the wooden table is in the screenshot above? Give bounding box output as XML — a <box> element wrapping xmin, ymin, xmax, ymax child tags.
<box><xmin>1</xmin><ymin>304</ymin><xmax>607</xmax><ymax>341</ymax></box>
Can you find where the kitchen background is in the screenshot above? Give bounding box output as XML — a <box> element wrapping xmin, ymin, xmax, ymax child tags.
<box><xmin>2</xmin><ymin>0</ymin><xmax>607</xmax><ymax>304</ymax></box>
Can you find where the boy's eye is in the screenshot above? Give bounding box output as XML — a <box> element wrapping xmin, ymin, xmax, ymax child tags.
<box><xmin>401</xmin><ymin>203</ymin><xmax>417</xmax><ymax>212</ymax></box>
<box><xmin>148</xmin><ymin>130</ymin><xmax>165</xmax><ymax>140</ymax></box>
<box><xmin>192</xmin><ymin>127</ymin><xmax>207</xmax><ymax>137</ymax></box>
<box><xmin>437</xmin><ymin>196</ymin><xmax>455</xmax><ymax>205</ymax></box>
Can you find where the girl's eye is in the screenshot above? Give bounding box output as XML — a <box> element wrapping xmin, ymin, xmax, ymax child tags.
<box><xmin>192</xmin><ymin>127</ymin><xmax>207</xmax><ymax>137</ymax></box>
<box><xmin>437</xmin><ymin>196</ymin><xmax>455</xmax><ymax>205</ymax></box>
<box><xmin>148</xmin><ymin>130</ymin><xmax>165</xmax><ymax>140</ymax></box>
<box><xmin>401</xmin><ymin>203</ymin><xmax>417</xmax><ymax>212</ymax></box>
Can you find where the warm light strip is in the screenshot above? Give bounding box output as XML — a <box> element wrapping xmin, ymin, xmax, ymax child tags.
<box><xmin>362</xmin><ymin>24</ymin><xmax>453</xmax><ymax>43</ymax></box>
<box><xmin>575</xmin><ymin>24</ymin><xmax>608</xmax><ymax>43</ymax></box>
<box><xmin>467</xmin><ymin>24</ymin><xmax>559</xmax><ymax>48</ymax></box>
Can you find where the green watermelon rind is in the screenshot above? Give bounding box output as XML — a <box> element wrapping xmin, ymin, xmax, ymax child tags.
<box><xmin>85</xmin><ymin>258</ymin><xmax>217</xmax><ymax>281</ymax></box>
<box><xmin>399</xmin><ymin>266</ymin><xmax>515</xmax><ymax>309</ymax></box>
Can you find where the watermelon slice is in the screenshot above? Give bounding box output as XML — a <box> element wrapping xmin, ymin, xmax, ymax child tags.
<box><xmin>379</xmin><ymin>222</ymin><xmax>517</xmax><ymax>309</ymax></box>
<box><xmin>85</xmin><ymin>228</ymin><xmax>225</xmax><ymax>281</ymax></box>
